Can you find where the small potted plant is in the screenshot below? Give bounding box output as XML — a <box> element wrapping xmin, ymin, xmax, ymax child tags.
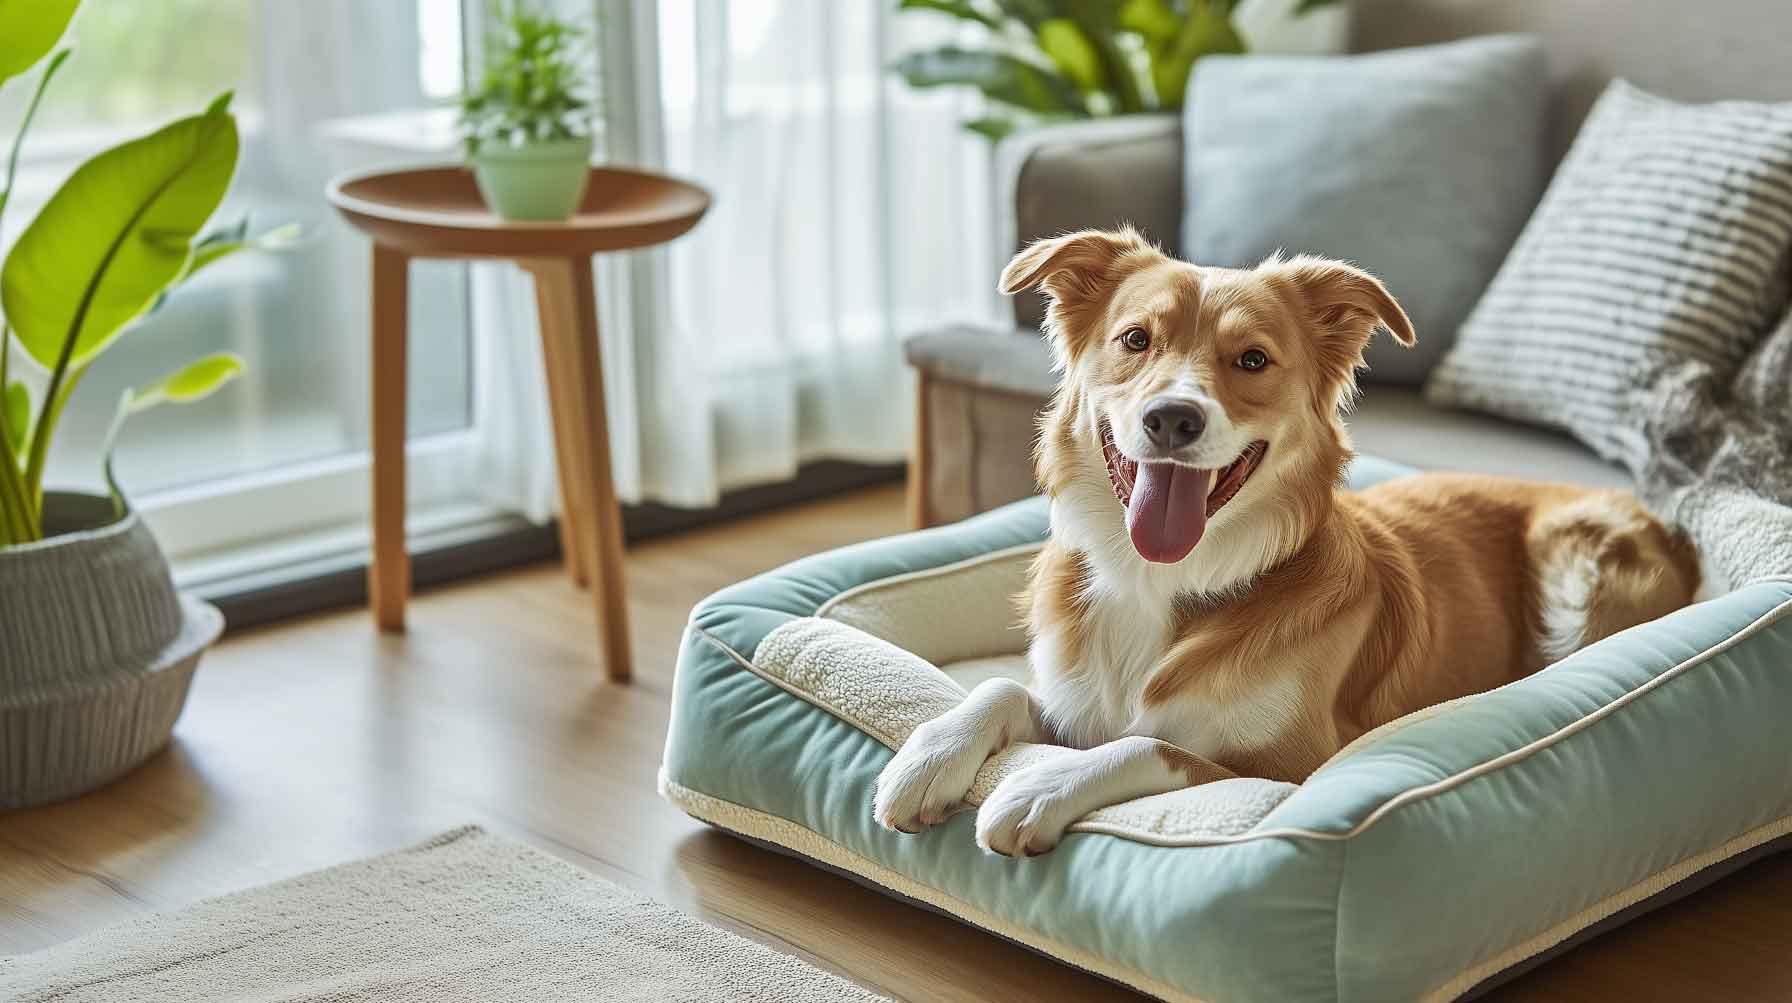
<box><xmin>1</xmin><ymin>0</ymin><xmax>293</xmax><ymax>807</ymax></box>
<box><xmin>460</xmin><ymin>2</ymin><xmax>596</xmax><ymax>221</ymax></box>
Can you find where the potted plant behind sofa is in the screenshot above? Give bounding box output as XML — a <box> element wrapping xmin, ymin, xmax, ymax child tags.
<box><xmin>892</xmin><ymin>0</ymin><xmax>1343</xmax><ymax>140</ymax></box>
<box><xmin>460</xmin><ymin>2</ymin><xmax>596</xmax><ymax>221</ymax></box>
<box><xmin>0</xmin><ymin>0</ymin><xmax>295</xmax><ymax>807</ymax></box>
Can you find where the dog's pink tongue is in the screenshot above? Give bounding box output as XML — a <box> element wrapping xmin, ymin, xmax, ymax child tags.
<box><xmin>1126</xmin><ymin>462</ymin><xmax>1212</xmax><ymax>564</ymax></box>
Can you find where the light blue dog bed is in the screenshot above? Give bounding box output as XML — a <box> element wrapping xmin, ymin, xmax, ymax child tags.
<box><xmin>659</xmin><ymin>456</ymin><xmax>1792</xmax><ymax>1002</ymax></box>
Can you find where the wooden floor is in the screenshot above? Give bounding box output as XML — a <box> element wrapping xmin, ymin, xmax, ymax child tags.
<box><xmin>3</xmin><ymin>483</ymin><xmax>1789</xmax><ymax>1001</ymax></box>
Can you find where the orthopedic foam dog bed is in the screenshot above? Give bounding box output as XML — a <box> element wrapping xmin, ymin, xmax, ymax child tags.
<box><xmin>659</xmin><ymin>457</ymin><xmax>1792</xmax><ymax>1003</ymax></box>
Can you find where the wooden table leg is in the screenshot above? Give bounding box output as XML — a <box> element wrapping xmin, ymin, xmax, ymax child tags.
<box><xmin>531</xmin><ymin>269</ymin><xmax>591</xmax><ymax>588</ymax></box>
<box><xmin>370</xmin><ymin>244</ymin><xmax>410</xmax><ymax>632</ymax></box>
<box><xmin>907</xmin><ymin>368</ymin><xmax>932</xmax><ymax>531</ymax></box>
<box><xmin>528</xmin><ymin>256</ymin><xmax>632</xmax><ymax>681</ymax></box>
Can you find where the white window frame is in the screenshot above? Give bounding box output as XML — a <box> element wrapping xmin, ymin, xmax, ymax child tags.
<box><xmin>2</xmin><ymin>0</ymin><xmax>508</xmax><ymax>589</ymax></box>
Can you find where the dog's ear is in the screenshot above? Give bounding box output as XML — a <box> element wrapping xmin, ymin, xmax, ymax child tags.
<box><xmin>1263</xmin><ymin>255</ymin><xmax>1415</xmax><ymax>377</ymax></box>
<box><xmin>1000</xmin><ymin>228</ymin><xmax>1155</xmax><ymax>360</ymax></box>
<box><xmin>999</xmin><ymin>227</ymin><xmax>1153</xmax><ymax>307</ymax></box>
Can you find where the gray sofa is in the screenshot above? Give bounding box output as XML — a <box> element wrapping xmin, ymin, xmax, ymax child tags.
<box><xmin>904</xmin><ymin>0</ymin><xmax>1791</xmax><ymax>527</ymax></box>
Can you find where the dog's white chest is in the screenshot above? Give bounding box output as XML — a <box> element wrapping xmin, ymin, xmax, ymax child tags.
<box><xmin>1030</xmin><ymin>571</ymin><xmax>1307</xmax><ymax>760</ymax></box>
<box><xmin>1030</xmin><ymin>587</ymin><xmax>1168</xmax><ymax>749</ymax></box>
<box><xmin>1035</xmin><ymin>498</ymin><xmax>1309</xmax><ymax>758</ymax></box>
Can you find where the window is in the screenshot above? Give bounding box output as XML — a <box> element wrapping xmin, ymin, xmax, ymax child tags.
<box><xmin>417</xmin><ymin>0</ymin><xmax>467</xmax><ymax>101</ymax></box>
<box><xmin>1</xmin><ymin>0</ymin><xmax>488</xmax><ymax>579</ymax></box>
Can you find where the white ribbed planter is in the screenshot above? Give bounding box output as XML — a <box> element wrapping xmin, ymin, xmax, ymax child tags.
<box><xmin>0</xmin><ymin>492</ymin><xmax>222</xmax><ymax>809</ymax></box>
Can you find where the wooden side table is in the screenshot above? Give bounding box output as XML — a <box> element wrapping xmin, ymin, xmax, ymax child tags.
<box><xmin>327</xmin><ymin>165</ymin><xmax>710</xmax><ymax>681</ymax></box>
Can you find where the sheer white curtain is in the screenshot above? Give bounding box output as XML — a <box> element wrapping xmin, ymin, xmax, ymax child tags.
<box><xmin>471</xmin><ymin>0</ymin><xmax>997</xmax><ymax>515</ymax></box>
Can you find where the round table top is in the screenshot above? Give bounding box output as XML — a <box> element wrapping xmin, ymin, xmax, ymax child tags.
<box><xmin>326</xmin><ymin>165</ymin><xmax>711</xmax><ymax>259</ymax></box>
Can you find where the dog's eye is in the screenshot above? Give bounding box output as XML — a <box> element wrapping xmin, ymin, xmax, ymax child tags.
<box><xmin>1121</xmin><ymin>328</ymin><xmax>1151</xmax><ymax>352</ymax></box>
<box><xmin>1236</xmin><ymin>348</ymin><xmax>1269</xmax><ymax>371</ymax></box>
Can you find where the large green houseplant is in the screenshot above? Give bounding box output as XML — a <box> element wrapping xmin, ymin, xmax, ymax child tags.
<box><xmin>894</xmin><ymin>0</ymin><xmax>1341</xmax><ymax>140</ymax></box>
<box><xmin>0</xmin><ymin>0</ymin><xmax>290</xmax><ymax>808</ymax></box>
<box><xmin>0</xmin><ymin>0</ymin><xmax>300</xmax><ymax>545</ymax></box>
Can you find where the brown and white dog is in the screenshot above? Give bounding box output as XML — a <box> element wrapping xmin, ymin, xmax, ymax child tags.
<box><xmin>872</xmin><ymin>228</ymin><xmax>1699</xmax><ymax>857</ymax></box>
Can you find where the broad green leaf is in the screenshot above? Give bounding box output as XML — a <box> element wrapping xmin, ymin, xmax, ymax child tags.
<box><xmin>125</xmin><ymin>352</ymin><xmax>243</xmax><ymax>414</ymax></box>
<box><xmin>897</xmin><ymin>0</ymin><xmax>1002</xmax><ymax>29</ymax></box>
<box><xmin>3</xmin><ymin>380</ymin><xmax>25</xmax><ymax>454</ymax></box>
<box><xmin>1059</xmin><ymin>0</ymin><xmax>1145</xmax><ymax>113</ymax></box>
<box><xmin>1035</xmin><ymin>19</ymin><xmax>1104</xmax><ymax>93</ymax></box>
<box><xmin>1151</xmin><ymin>7</ymin><xmax>1244</xmax><ymax>109</ymax></box>
<box><xmin>1117</xmin><ymin>0</ymin><xmax>1179</xmax><ymax>44</ymax></box>
<box><xmin>0</xmin><ymin>0</ymin><xmax>78</xmax><ymax>85</ymax></box>
<box><xmin>894</xmin><ymin>47</ymin><xmax>1086</xmax><ymax>116</ymax></box>
<box><xmin>1</xmin><ymin>92</ymin><xmax>239</xmax><ymax>371</ymax></box>
<box><xmin>962</xmin><ymin>116</ymin><xmax>1019</xmax><ymax>142</ymax></box>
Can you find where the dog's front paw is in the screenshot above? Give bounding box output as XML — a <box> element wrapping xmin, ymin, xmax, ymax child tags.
<box><xmin>974</xmin><ymin>757</ymin><xmax>1090</xmax><ymax>857</ymax></box>
<box><xmin>872</xmin><ymin>716</ymin><xmax>996</xmax><ymax>835</ymax></box>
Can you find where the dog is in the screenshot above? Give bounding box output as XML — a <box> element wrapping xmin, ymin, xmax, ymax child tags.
<box><xmin>872</xmin><ymin>228</ymin><xmax>1699</xmax><ymax>857</ymax></box>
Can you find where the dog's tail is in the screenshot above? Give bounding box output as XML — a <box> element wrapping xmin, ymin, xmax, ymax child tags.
<box><xmin>1528</xmin><ymin>493</ymin><xmax>1700</xmax><ymax>663</ymax></box>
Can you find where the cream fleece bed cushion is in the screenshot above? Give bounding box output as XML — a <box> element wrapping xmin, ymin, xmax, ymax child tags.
<box><xmin>661</xmin><ymin>457</ymin><xmax>1792</xmax><ymax>1002</ymax></box>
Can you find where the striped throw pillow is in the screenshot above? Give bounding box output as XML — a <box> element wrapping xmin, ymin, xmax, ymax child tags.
<box><xmin>1426</xmin><ymin>80</ymin><xmax>1792</xmax><ymax>468</ymax></box>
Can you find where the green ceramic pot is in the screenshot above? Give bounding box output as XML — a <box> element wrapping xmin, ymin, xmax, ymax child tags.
<box><xmin>469</xmin><ymin>135</ymin><xmax>594</xmax><ymax>221</ymax></box>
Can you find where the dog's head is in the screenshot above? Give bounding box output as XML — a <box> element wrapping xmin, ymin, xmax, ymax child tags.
<box><xmin>1004</xmin><ymin>228</ymin><xmax>1414</xmax><ymax>568</ymax></box>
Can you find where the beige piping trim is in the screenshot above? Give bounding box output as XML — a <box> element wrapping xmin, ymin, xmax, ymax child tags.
<box><xmin>658</xmin><ymin>772</ymin><xmax>1212</xmax><ymax>1003</ymax></box>
<box><xmin>1422</xmin><ymin>812</ymin><xmax>1792</xmax><ymax>1002</ymax></box>
<box><xmin>689</xmin><ymin>591</ymin><xmax>1792</xmax><ymax>847</ymax></box>
<box><xmin>814</xmin><ymin>542</ymin><xmax>1043</xmax><ymax>620</ymax></box>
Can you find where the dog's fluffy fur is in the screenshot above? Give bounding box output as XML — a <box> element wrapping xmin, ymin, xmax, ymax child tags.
<box><xmin>873</xmin><ymin>229</ymin><xmax>1699</xmax><ymax>856</ymax></box>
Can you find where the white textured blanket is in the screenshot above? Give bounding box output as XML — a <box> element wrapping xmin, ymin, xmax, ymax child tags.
<box><xmin>753</xmin><ymin>616</ymin><xmax>1299</xmax><ymax>845</ymax></box>
<box><xmin>1636</xmin><ymin>306</ymin><xmax>1792</xmax><ymax>588</ymax></box>
<box><xmin>0</xmin><ymin>826</ymin><xmax>890</xmax><ymax>1003</ymax></box>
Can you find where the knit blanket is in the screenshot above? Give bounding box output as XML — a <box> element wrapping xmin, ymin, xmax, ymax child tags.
<box><xmin>1634</xmin><ymin>308</ymin><xmax>1792</xmax><ymax>589</ymax></box>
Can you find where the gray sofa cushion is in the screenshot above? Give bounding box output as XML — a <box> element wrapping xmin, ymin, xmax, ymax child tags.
<box><xmin>1350</xmin><ymin>388</ymin><xmax>1629</xmax><ymax>489</ymax></box>
<box><xmin>1183</xmin><ymin>35</ymin><xmax>1549</xmax><ymax>387</ymax></box>
<box><xmin>1426</xmin><ymin>80</ymin><xmax>1792</xmax><ymax>468</ymax></box>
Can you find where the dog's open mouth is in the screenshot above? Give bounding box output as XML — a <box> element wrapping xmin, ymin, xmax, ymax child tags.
<box><xmin>1100</xmin><ymin>418</ymin><xmax>1267</xmax><ymax>564</ymax></box>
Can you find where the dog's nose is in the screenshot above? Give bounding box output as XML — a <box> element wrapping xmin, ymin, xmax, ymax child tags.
<box><xmin>1142</xmin><ymin>398</ymin><xmax>1206</xmax><ymax>449</ymax></box>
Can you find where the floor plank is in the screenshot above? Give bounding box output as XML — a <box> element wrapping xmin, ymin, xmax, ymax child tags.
<box><xmin>2</xmin><ymin>483</ymin><xmax>1788</xmax><ymax>1001</ymax></box>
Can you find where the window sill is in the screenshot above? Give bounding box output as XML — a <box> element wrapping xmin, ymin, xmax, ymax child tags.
<box><xmin>191</xmin><ymin>458</ymin><xmax>904</xmax><ymax>632</ymax></box>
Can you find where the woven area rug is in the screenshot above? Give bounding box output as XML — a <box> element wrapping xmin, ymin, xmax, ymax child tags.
<box><xmin>0</xmin><ymin>826</ymin><xmax>891</xmax><ymax>1003</ymax></box>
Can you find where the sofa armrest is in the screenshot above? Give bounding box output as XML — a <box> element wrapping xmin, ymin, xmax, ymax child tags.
<box><xmin>902</xmin><ymin>326</ymin><xmax>1054</xmax><ymax>527</ymax></box>
<box><xmin>903</xmin><ymin>324</ymin><xmax>1056</xmax><ymax>399</ymax></box>
<box><xmin>998</xmin><ymin>115</ymin><xmax>1184</xmax><ymax>329</ymax></box>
